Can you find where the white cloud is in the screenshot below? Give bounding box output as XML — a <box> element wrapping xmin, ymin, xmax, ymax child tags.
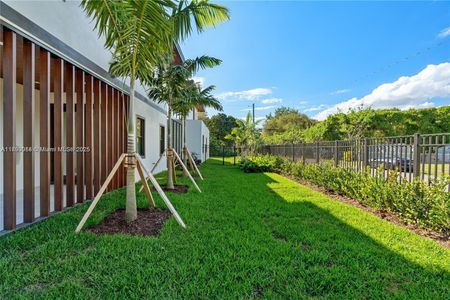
<box><xmin>314</xmin><ymin>62</ymin><xmax>450</xmax><ymax>121</ymax></box>
<box><xmin>437</xmin><ymin>26</ymin><xmax>450</xmax><ymax>38</ymax></box>
<box><xmin>262</xmin><ymin>98</ymin><xmax>283</xmax><ymax>104</ymax></box>
<box><xmin>217</xmin><ymin>88</ymin><xmax>272</xmax><ymax>101</ymax></box>
<box><xmin>191</xmin><ymin>76</ymin><xmax>205</xmax><ymax>87</ymax></box>
<box><xmin>304</xmin><ymin>104</ymin><xmax>328</xmax><ymax>112</ymax></box>
<box><xmin>256</xmin><ymin>105</ymin><xmax>277</xmax><ymax>111</ymax></box>
<box><xmin>298</xmin><ymin>100</ymin><xmax>309</xmax><ymax>105</ymax></box>
<box><xmin>330</xmin><ymin>89</ymin><xmax>351</xmax><ymax>95</ymax></box>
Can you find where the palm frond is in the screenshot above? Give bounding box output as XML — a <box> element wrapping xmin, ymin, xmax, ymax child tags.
<box><xmin>172</xmin><ymin>0</ymin><xmax>230</xmax><ymax>41</ymax></box>
<box><xmin>184</xmin><ymin>55</ymin><xmax>222</xmax><ymax>74</ymax></box>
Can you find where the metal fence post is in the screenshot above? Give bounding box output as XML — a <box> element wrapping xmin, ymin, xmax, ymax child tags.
<box><xmin>292</xmin><ymin>143</ymin><xmax>295</xmax><ymax>162</ymax></box>
<box><xmin>363</xmin><ymin>138</ymin><xmax>369</xmax><ymax>168</ymax></box>
<box><xmin>222</xmin><ymin>145</ymin><xmax>225</xmax><ymax>165</ymax></box>
<box><xmin>413</xmin><ymin>133</ymin><xmax>420</xmax><ymax>178</ymax></box>
<box><xmin>301</xmin><ymin>144</ymin><xmax>305</xmax><ymax>164</ymax></box>
<box><xmin>233</xmin><ymin>146</ymin><xmax>236</xmax><ymax>165</ymax></box>
<box><xmin>334</xmin><ymin>140</ymin><xmax>339</xmax><ymax>167</ymax></box>
<box><xmin>316</xmin><ymin>142</ymin><xmax>320</xmax><ymax>164</ymax></box>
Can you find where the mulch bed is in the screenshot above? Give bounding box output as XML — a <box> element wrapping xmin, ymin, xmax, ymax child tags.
<box><xmin>151</xmin><ymin>184</ymin><xmax>189</xmax><ymax>194</ymax></box>
<box><xmin>280</xmin><ymin>173</ymin><xmax>450</xmax><ymax>248</ymax></box>
<box><xmin>87</xmin><ymin>208</ymin><xmax>171</xmax><ymax>236</ymax></box>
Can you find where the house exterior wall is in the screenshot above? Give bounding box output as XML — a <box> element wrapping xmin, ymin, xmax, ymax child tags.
<box><xmin>1</xmin><ymin>1</ymin><xmax>169</xmax><ymax>176</ymax></box>
<box><xmin>0</xmin><ymin>2</ymin><xmax>176</xmax><ymax>231</ymax></box>
<box><xmin>186</xmin><ymin>120</ymin><xmax>210</xmax><ymax>162</ymax></box>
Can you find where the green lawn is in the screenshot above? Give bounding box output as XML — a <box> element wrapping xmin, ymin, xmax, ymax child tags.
<box><xmin>1</xmin><ymin>158</ymin><xmax>449</xmax><ymax>299</ymax></box>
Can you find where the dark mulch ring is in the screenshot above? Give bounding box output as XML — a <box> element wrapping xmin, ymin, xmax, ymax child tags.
<box><xmin>151</xmin><ymin>184</ymin><xmax>189</xmax><ymax>194</ymax></box>
<box><xmin>280</xmin><ymin>173</ymin><xmax>450</xmax><ymax>248</ymax></box>
<box><xmin>87</xmin><ymin>208</ymin><xmax>171</xmax><ymax>236</ymax></box>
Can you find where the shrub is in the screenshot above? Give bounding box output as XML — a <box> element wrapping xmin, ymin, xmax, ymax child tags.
<box><xmin>239</xmin><ymin>154</ymin><xmax>283</xmax><ymax>173</ymax></box>
<box><xmin>239</xmin><ymin>154</ymin><xmax>450</xmax><ymax>233</ymax></box>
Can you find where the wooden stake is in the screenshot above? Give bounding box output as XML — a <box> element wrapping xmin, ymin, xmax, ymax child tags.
<box><xmin>171</xmin><ymin>153</ymin><xmax>177</xmax><ymax>183</ymax></box>
<box><xmin>151</xmin><ymin>149</ymin><xmax>165</xmax><ymax>173</ymax></box>
<box><xmin>136</xmin><ymin>154</ymin><xmax>186</xmax><ymax>228</ymax></box>
<box><xmin>172</xmin><ymin>149</ymin><xmax>201</xmax><ymax>193</ymax></box>
<box><xmin>75</xmin><ymin>154</ymin><xmax>126</xmax><ymax>233</ymax></box>
<box><xmin>186</xmin><ymin>147</ymin><xmax>203</xmax><ymax>180</ymax></box>
<box><xmin>136</xmin><ymin>159</ymin><xmax>155</xmax><ymax>207</ymax></box>
<box><xmin>139</xmin><ymin>150</ymin><xmax>165</xmax><ymax>193</ymax></box>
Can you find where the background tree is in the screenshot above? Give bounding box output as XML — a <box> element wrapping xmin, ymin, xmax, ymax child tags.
<box><xmin>301</xmin><ymin>106</ymin><xmax>450</xmax><ymax>142</ymax></box>
<box><xmin>262</xmin><ymin>107</ymin><xmax>316</xmax><ymax>143</ymax></box>
<box><xmin>205</xmin><ymin>113</ymin><xmax>238</xmax><ymax>153</ymax></box>
<box><xmin>226</xmin><ymin>112</ymin><xmax>262</xmax><ymax>154</ymax></box>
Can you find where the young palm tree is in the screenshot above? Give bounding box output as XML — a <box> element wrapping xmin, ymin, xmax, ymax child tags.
<box><xmin>147</xmin><ymin>56</ymin><xmax>221</xmax><ymax>189</ymax></box>
<box><xmin>174</xmin><ymin>83</ymin><xmax>223</xmax><ymax>174</ymax></box>
<box><xmin>81</xmin><ymin>0</ymin><xmax>229</xmax><ymax>222</ymax></box>
<box><xmin>226</xmin><ymin>112</ymin><xmax>262</xmax><ymax>155</ymax></box>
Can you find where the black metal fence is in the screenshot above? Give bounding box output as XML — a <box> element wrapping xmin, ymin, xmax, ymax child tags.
<box><xmin>217</xmin><ymin>133</ymin><xmax>450</xmax><ymax>185</ymax></box>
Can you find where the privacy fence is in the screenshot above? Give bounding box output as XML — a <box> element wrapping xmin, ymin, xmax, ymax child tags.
<box><xmin>217</xmin><ymin>132</ymin><xmax>450</xmax><ymax>185</ymax></box>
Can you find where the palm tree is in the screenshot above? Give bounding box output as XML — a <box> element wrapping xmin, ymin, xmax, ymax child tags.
<box><xmin>81</xmin><ymin>0</ymin><xmax>229</xmax><ymax>222</ymax></box>
<box><xmin>173</xmin><ymin>83</ymin><xmax>222</xmax><ymax>174</ymax></box>
<box><xmin>146</xmin><ymin>56</ymin><xmax>221</xmax><ymax>189</ymax></box>
<box><xmin>226</xmin><ymin>112</ymin><xmax>262</xmax><ymax>155</ymax></box>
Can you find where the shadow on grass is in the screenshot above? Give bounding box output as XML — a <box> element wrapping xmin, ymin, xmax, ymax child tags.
<box><xmin>255</xmin><ymin>172</ymin><xmax>449</xmax><ymax>298</ymax></box>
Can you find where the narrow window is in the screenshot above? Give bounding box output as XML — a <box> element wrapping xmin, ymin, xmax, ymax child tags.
<box><xmin>160</xmin><ymin>125</ymin><xmax>165</xmax><ymax>155</ymax></box>
<box><xmin>136</xmin><ymin>117</ymin><xmax>145</xmax><ymax>157</ymax></box>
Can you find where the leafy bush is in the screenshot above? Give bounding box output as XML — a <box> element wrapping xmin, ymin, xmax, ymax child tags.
<box><xmin>239</xmin><ymin>154</ymin><xmax>283</xmax><ymax>173</ymax></box>
<box><xmin>239</xmin><ymin>154</ymin><xmax>450</xmax><ymax>233</ymax></box>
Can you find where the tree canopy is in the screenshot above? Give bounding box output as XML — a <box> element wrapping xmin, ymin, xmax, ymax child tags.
<box><xmin>302</xmin><ymin>106</ymin><xmax>450</xmax><ymax>142</ymax></box>
<box><xmin>262</xmin><ymin>107</ymin><xmax>316</xmax><ymax>144</ymax></box>
<box><xmin>205</xmin><ymin>113</ymin><xmax>239</xmax><ymax>147</ymax></box>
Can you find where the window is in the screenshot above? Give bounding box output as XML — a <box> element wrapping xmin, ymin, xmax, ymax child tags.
<box><xmin>160</xmin><ymin>125</ymin><xmax>165</xmax><ymax>155</ymax></box>
<box><xmin>202</xmin><ymin>135</ymin><xmax>205</xmax><ymax>153</ymax></box>
<box><xmin>136</xmin><ymin>117</ymin><xmax>145</xmax><ymax>157</ymax></box>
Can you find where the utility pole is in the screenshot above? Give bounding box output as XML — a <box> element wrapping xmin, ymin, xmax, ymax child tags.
<box><xmin>252</xmin><ymin>103</ymin><xmax>255</xmax><ymax>123</ymax></box>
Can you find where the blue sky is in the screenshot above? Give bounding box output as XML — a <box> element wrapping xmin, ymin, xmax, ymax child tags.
<box><xmin>181</xmin><ymin>1</ymin><xmax>450</xmax><ymax>122</ymax></box>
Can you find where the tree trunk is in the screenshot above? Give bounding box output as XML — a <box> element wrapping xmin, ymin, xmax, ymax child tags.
<box><xmin>125</xmin><ymin>79</ymin><xmax>137</xmax><ymax>222</ymax></box>
<box><xmin>182</xmin><ymin>116</ymin><xmax>188</xmax><ymax>177</ymax></box>
<box><xmin>166</xmin><ymin>107</ymin><xmax>175</xmax><ymax>189</ymax></box>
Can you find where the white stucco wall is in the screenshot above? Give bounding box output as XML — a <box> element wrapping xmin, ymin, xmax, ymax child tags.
<box><xmin>134</xmin><ymin>97</ymin><xmax>167</xmax><ymax>175</ymax></box>
<box><xmin>186</xmin><ymin>120</ymin><xmax>210</xmax><ymax>162</ymax></box>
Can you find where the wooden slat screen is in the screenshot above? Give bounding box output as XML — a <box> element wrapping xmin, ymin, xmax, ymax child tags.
<box><xmin>1</xmin><ymin>28</ymin><xmax>130</xmax><ymax>231</ymax></box>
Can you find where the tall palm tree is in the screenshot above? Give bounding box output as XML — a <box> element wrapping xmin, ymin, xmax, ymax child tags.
<box><xmin>146</xmin><ymin>56</ymin><xmax>221</xmax><ymax>189</ymax></box>
<box><xmin>174</xmin><ymin>83</ymin><xmax>222</xmax><ymax>174</ymax></box>
<box><xmin>81</xmin><ymin>0</ymin><xmax>229</xmax><ymax>222</ymax></box>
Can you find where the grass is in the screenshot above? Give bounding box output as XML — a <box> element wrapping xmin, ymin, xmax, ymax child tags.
<box><xmin>1</xmin><ymin>158</ymin><xmax>449</xmax><ymax>299</ymax></box>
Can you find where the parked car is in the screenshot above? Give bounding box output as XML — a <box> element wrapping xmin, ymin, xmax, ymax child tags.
<box><xmin>369</xmin><ymin>157</ymin><xmax>414</xmax><ymax>172</ymax></box>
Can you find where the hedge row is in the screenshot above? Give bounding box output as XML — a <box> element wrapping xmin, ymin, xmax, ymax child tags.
<box><xmin>239</xmin><ymin>154</ymin><xmax>450</xmax><ymax>233</ymax></box>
